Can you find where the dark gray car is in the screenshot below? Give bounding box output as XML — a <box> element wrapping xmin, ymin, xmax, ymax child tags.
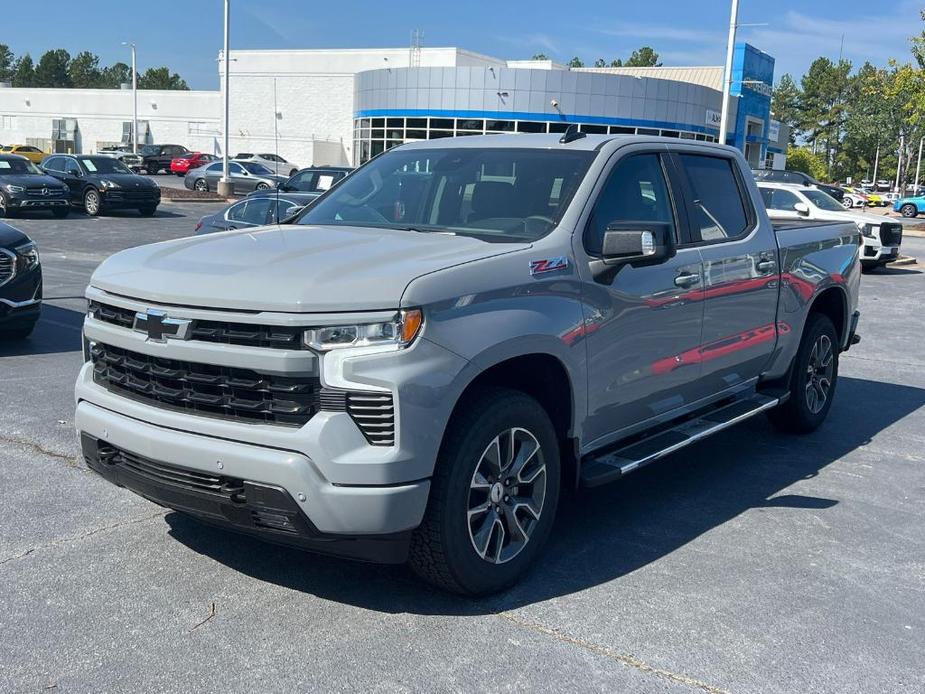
<box><xmin>195</xmin><ymin>192</ymin><xmax>320</xmax><ymax>234</ymax></box>
<box><xmin>184</xmin><ymin>161</ymin><xmax>285</xmax><ymax>194</ymax></box>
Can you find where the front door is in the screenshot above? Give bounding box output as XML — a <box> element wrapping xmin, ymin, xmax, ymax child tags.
<box><xmin>673</xmin><ymin>151</ymin><xmax>780</xmax><ymax>392</ymax></box>
<box><xmin>578</xmin><ymin>151</ymin><xmax>707</xmax><ymax>449</ymax></box>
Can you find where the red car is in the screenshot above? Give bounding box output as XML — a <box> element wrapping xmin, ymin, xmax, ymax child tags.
<box><xmin>170</xmin><ymin>152</ymin><xmax>217</xmax><ymax>176</ymax></box>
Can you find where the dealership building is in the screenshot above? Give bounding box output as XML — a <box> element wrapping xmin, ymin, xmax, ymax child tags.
<box><xmin>0</xmin><ymin>41</ymin><xmax>787</xmax><ymax>170</ymax></box>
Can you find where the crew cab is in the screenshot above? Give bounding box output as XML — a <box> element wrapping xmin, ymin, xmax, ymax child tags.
<box><xmin>76</xmin><ymin>134</ymin><xmax>861</xmax><ymax>595</ymax></box>
<box><xmin>758</xmin><ymin>181</ymin><xmax>902</xmax><ymax>270</ymax></box>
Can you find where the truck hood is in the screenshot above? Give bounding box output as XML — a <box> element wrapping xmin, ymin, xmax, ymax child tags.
<box><xmin>90</xmin><ymin>224</ymin><xmax>524</xmax><ymax>313</ymax></box>
<box><xmin>819</xmin><ymin>209</ymin><xmax>896</xmax><ymax>227</ymax></box>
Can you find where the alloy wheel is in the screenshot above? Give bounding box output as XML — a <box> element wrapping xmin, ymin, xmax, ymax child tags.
<box><xmin>85</xmin><ymin>191</ymin><xmax>100</xmax><ymax>215</ymax></box>
<box><xmin>805</xmin><ymin>334</ymin><xmax>834</xmax><ymax>414</ymax></box>
<box><xmin>467</xmin><ymin>427</ymin><xmax>547</xmax><ymax>565</ymax></box>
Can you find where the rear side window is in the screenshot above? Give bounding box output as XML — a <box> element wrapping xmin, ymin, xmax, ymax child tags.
<box><xmin>584</xmin><ymin>153</ymin><xmax>676</xmax><ymax>256</ymax></box>
<box><xmin>761</xmin><ymin>188</ymin><xmax>800</xmax><ymax>211</ymax></box>
<box><xmin>679</xmin><ymin>154</ymin><xmax>751</xmax><ymax>242</ymax></box>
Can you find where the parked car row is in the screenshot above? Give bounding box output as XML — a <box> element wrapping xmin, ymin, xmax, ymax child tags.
<box><xmin>753</xmin><ymin>168</ymin><xmax>916</xmax><ymax>211</ymax></box>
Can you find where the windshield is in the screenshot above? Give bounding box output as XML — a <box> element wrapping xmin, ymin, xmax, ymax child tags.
<box><xmin>240</xmin><ymin>161</ymin><xmax>274</xmax><ymax>176</ymax></box>
<box><xmin>296</xmin><ymin>147</ymin><xmax>595</xmax><ymax>242</ymax></box>
<box><xmin>139</xmin><ymin>145</ymin><xmax>159</xmax><ymax>156</ymax></box>
<box><xmin>0</xmin><ymin>158</ymin><xmax>42</xmax><ymax>174</ymax></box>
<box><xmin>80</xmin><ymin>158</ymin><xmax>132</xmax><ymax>174</ymax></box>
<box><xmin>803</xmin><ymin>189</ymin><xmax>844</xmax><ymax>212</ymax></box>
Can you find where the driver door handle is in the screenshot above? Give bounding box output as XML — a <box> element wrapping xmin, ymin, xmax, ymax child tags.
<box><xmin>756</xmin><ymin>259</ymin><xmax>775</xmax><ymax>273</ymax></box>
<box><xmin>674</xmin><ymin>272</ymin><xmax>701</xmax><ymax>288</ymax></box>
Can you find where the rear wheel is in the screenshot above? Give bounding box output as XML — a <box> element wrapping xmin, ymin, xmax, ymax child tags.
<box><xmin>409</xmin><ymin>387</ymin><xmax>560</xmax><ymax>595</ymax></box>
<box><xmin>900</xmin><ymin>203</ymin><xmax>918</xmax><ymax>218</ymax></box>
<box><xmin>841</xmin><ymin>198</ymin><xmax>853</xmax><ymax>209</ymax></box>
<box><xmin>194</xmin><ymin>178</ymin><xmax>209</xmax><ymax>192</ymax></box>
<box><xmin>768</xmin><ymin>313</ymin><xmax>839</xmax><ymax>434</ymax></box>
<box><xmin>83</xmin><ymin>189</ymin><xmax>102</xmax><ymax>216</ymax></box>
<box><xmin>255</xmin><ymin>182</ymin><xmax>271</xmax><ymax>191</ymax></box>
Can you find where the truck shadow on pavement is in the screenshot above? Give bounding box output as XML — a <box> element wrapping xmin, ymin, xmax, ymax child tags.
<box><xmin>164</xmin><ymin>375</ymin><xmax>925</xmax><ymax>614</ymax></box>
<box><xmin>0</xmin><ymin>303</ymin><xmax>84</xmax><ymax>357</ymax></box>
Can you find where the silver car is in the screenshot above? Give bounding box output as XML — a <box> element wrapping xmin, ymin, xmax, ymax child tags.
<box><xmin>183</xmin><ymin>161</ymin><xmax>285</xmax><ymax>194</ymax></box>
<box><xmin>233</xmin><ymin>152</ymin><xmax>300</xmax><ymax>177</ymax></box>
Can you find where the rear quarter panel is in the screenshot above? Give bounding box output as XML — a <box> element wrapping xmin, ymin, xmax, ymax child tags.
<box><xmin>763</xmin><ymin>222</ymin><xmax>860</xmax><ymax>380</ymax></box>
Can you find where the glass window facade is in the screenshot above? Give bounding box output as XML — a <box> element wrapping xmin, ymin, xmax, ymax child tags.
<box><xmin>352</xmin><ymin>117</ymin><xmax>716</xmax><ymax>165</ymax></box>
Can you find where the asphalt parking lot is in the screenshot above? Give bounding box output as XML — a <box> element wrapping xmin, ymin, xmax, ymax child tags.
<box><xmin>1</xmin><ymin>204</ymin><xmax>923</xmax><ymax>693</ymax></box>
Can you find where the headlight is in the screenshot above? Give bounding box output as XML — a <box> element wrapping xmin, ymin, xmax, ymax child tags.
<box><xmin>15</xmin><ymin>241</ymin><xmax>39</xmax><ymax>270</ymax></box>
<box><xmin>99</xmin><ymin>179</ymin><xmax>119</xmax><ymax>189</ymax></box>
<box><xmin>62</xmin><ymin>184</ymin><xmax>70</xmax><ymax>194</ymax></box>
<box><xmin>4</xmin><ymin>184</ymin><xmax>24</xmax><ymax>193</ymax></box>
<box><xmin>303</xmin><ymin>309</ymin><xmax>423</xmax><ymax>351</ymax></box>
<box><xmin>858</xmin><ymin>223</ymin><xmax>875</xmax><ymax>238</ymax></box>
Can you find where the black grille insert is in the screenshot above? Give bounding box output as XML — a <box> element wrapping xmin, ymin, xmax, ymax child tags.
<box><xmin>89</xmin><ymin>301</ymin><xmax>305</xmax><ymax>349</ymax></box>
<box><xmin>90</xmin><ymin>342</ymin><xmax>320</xmax><ymax>426</ymax></box>
<box><xmin>879</xmin><ymin>222</ymin><xmax>902</xmax><ymax>247</ymax></box>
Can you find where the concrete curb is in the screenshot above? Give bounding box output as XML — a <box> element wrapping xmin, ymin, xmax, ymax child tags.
<box><xmin>159</xmin><ymin>196</ymin><xmax>235</xmax><ymax>205</ymax></box>
<box><xmin>892</xmin><ymin>255</ymin><xmax>919</xmax><ymax>266</ymax></box>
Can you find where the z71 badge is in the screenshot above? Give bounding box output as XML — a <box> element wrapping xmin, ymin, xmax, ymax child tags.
<box><xmin>529</xmin><ymin>257</ymin><xmax>569</xmax><ymax>276</ymax></box>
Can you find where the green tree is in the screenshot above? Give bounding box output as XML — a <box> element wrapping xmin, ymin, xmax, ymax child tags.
<box><xmin>531</xmin><ymin>53</ymin><xmax>549</xmax><ymax>61</ymax></box>
<box><xmin>624</xmin><ymin>46</ymin><xmax>661</xmax><ymax>67</ymax></box>
<box><xmin>610</xmin><ymin>58</ymin><xmax>624</xmax><ymax>67</ymax></box>
<box><xmin>33</xmin><ymin>49</ymin><xmax>72</xmax><ymax>87</ymax></box>
<box><xmin>0</xmin><ymin>44</ymin><xmax>14</xmax><ymax>82</ymax></box>
<box><xmin>567</xmin><ymin>57</ymin><xmax>585</xmax><ymax>68</ymax></box>
<box><xmin>786</xmin><ymin>146</ymin><xmax>828</xmax><ymax>180</ymax></box>
<box><xmin>69</xmin><ymin>51</ymin><xmax>102</xmax><ymax>88</ymax></box>
<box><xmin>799</xmin><ymin>57</ymin><xmax>852</xmax><ymax>169</ymax></box>
<box><xmin>12</xmin><ymin>54</ymin><xmax>35</xmax><ymax>87</ymax></box>
<box><xmin>593</xmin><ymin>58</ymin><xmax>606</xmax><ymax>68</ymax></box>
<box><xmin>137</xmin><ymin>67</ymin><xmax>189</xmax><ymax>90</ymax></box>
<box><xmin>771</xmin><ymin>73</ymin><xmax>802</xmax><ymax>144</ymax></box>
<box><xmin>99</xmin><ymin>61</ymin><xmax>133</xmax><ymax>88</ymax></box>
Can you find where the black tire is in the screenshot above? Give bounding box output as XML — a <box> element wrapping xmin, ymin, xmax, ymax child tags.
<box><xmin>255</xmin><ymin>182</ymin><xmax>271</xmax><ymax>191</ymax></box>
<box><xmin>194</xmin><ymin>178</ymin><xmax>209</xmax><ymax>192</ymax></box>
<box><xmin>409</xmin><ymin>387</ymin><xmax>561</xmax><ymax>595</ymax></box>
<box><xmin>139</xmin><ymin>206</ymin><xmax>157</xmax><ymax>217</ymax></box>
<box><xmin>768</xmin><ymin>313</ymin><xmax>839</xmax><ymax>434</ymax></box>
<box><xmin>900</xmin><ymin>204</ymin><xmax>918</xmax><ymax>218</ymax></box>
<box><xmin>52</xmin><ymin>207</ymin><xmax>69</xmax><ymax>219</ymax></box>
<box><xmin>83</xmin><ymin>188</ymin><xmax>102</xmax><ymax>216</ymax></box>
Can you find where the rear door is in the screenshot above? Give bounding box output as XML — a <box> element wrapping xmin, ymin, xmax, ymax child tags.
<box><xmin>578</xmin><ymin>148</ymin><xmax>707</xmax><ymax>447</ymax></box>
<box><xmin>673</xmin><ymin>150</ymin><xmax>780</xmax><ymax>392</ymax></box>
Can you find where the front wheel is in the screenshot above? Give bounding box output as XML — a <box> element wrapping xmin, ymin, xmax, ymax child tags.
<box><xmin>255</xmin><ymin>182</ymin><xmax>271</xmax><ymax>191</ymax></box>
<box><xmin>841</xmin><ymin>198</ymin><xmax>853</xmax><ymax>209</ymax></box>
<box><xmin>194</xmin><ymin>178</ymin><xmax>209</xmax><ymax>192</ymax></box>
<box><xmin>900</xmin><ymin>204</ymin><xmax>918</xmax><ymax>218</ymax></box>
<box><xmin>83</xmin><ymin>189</ymin><xmax>102</xmax><ymax>216</ymax></box>
<box><xmin>409</xmin><ymin>387</ymin><xmax>560</xmax><ymax>595</ymax></box>
<box><xmin>768</xmin><ymin>313</ymin><xmax>839</xmax><ymax>434</ymax></box>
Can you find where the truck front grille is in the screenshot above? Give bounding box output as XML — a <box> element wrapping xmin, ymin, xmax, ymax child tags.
<box><xmin>90</xmin><ymin>342</ymin><xmax>320</xmax><ymax>426</ymax></box>
<box><xmin>89</xmin><ymin>301</ymin><xmax>305</xmax><ymax>349</ymax></box>
<box><xmin>879</xmin><ymin>222</ymin><xmax>903</xmax><ymax>246</ymax></box>
<box><xmin>319</xmin><ymin>388</ymin><xmax>395</xmax><ymax>446</ymax></box>
<box><xmin>0</xmin><ymin>250</ymin><xmax>15</xmax><ymax>287</ymax></box>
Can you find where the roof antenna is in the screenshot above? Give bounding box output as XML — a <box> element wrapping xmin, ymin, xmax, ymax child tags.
<box><xmin>559</xmin><ymin>124</ymin><xmax>586</xmax><ymax>144</ymax></box>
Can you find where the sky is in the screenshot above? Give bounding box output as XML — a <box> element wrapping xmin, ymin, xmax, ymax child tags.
<box><xmin>3</xmin><ymin>0</ymin><xmax>923</xmax><ymax>90</ymax></box>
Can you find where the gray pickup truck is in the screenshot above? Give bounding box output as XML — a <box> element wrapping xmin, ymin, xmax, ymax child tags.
<box><xmin>76</xmin><ymin>133</ymin><xmax>861</xmax><ymax>595</ymax></box>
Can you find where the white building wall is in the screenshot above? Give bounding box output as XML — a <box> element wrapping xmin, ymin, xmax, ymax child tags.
<box><xmin>0</xmin><ymin>87</ymin><xmax>220</xmax><ymax>154</ymax></box>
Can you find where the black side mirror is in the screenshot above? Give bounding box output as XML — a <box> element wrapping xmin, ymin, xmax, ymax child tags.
<box><xmin>590</xmin><ymin>221</ymin><xmax>675</xmax><ymax>283</ymax></box>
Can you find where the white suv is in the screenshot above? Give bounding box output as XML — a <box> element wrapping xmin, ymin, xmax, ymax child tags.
<box><xmin>233</xmin><ymin>152</ymin><xmax>299</xmax><ymax>177</ymax></box>
<box><xmin>759</xmin><ymin>182</ymin><xmax>902</xmax><ymax>271</ymax></box>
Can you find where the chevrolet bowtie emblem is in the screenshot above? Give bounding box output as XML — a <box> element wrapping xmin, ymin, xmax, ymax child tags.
<box><xmin>133</xmin><ymin>309</ymin><xmax>192</xmax><ymax>342</ymax></box>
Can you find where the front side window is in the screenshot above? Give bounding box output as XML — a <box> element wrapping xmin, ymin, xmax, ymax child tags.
<box><xmin>761</xmin><ymin>188</ymin><xmax>800</xmax><ymax>211</ymax></box>
<box><xmin>297</xmin><ymin>147</ymin><xmax>595</xmax><ymax>242</ymax></box>
<box><xmin>239</xmin><ymin>162</ymin><xmax>272</xmax><ymax>176</ymax></box>
<box><xmin>803</xmin><ymin>189</ymin><xmax>844</xmax><ymax>212</ymax></box>
<box><xmin>43</xmin><ymin>156</ymin><xmax>62</xmax><ymax>172</ymax></box>
<box><xmin>64</xmin><ymin>159</ymin><xmax>82</xmax><ymax>176</ymax></box>
<box><xmin>229</xmin><ymin>163</ymin><xmax>246</xmax><ymax>175</ymax></box>
<box><xmin>679</xmin><ymin>154</ymin><xmax>751</xmax><ymax>242</ymax></box>
<box><xmin>584</xmin><ymin>154</ymin><xmax>676</xmax><ymax>256</ymax></box>
<box><xmin>205</xmin><ymin>162</ymin><xmax>223</xmax><ymax>173</ymax></box>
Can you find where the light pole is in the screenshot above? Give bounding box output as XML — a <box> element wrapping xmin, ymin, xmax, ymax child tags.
<box><xmin>719</xmin><ymin>0</ymin><xmax>740</xmax><ymax>146</ymax></box>
<box><xmin>915</xmin><ymin>137</ymin><xmax>923</xmax><ymax>192</ymax></box>
<box><xmin>218</xmin><ymin>0</ymin><xmax>232</xmax><ymax>197</ymax></box>
<box><xmin>122</xmin><ymin>42</ymin><xmax>137</xmax><ymax>154</ymax></box>
<box><xmin>895</xmin><ymin>134</ymin><xmax>904</xmax><ymax>193</ymax></box>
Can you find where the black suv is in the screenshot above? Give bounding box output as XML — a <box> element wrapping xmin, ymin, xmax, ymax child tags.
<box><xmin>752</xmin><ymin>168</ymin><xmax>845</xmax><ymax>201</ymax></box>
<box><xmin>139</xmin><ymin>144</ymin><xmax>190</xmax><ymax>174</ymax></box>
<box><xmin>0</xmin><ymin>155</ymin><xmax>70</xmax><ymax>218</ymax></box>
<box><xmin>0</xmin><ymin>221</ymin><xmax>41</xmax><ymax>339</ymax></box>
<box><xmin>43</xmin><ymin>155</ymin><xmax>160</xmax><ymax>217</ymax></box>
